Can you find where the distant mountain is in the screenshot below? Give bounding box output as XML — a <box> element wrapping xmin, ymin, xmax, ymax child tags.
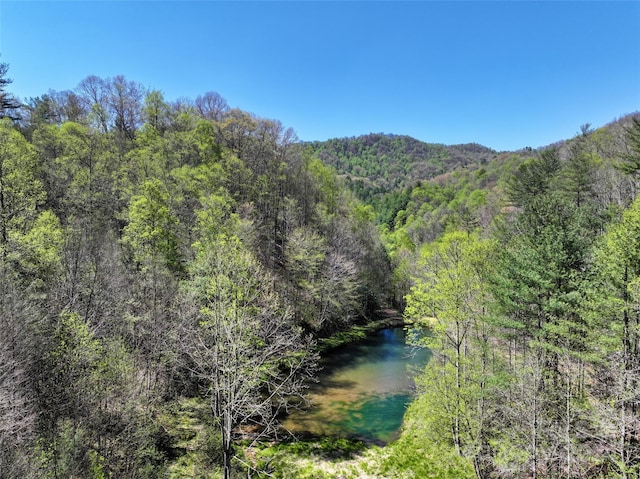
<box><xmin>372</xmin><ymin>113</ymin><xmax>639</xmax><ymax>232</ymax></box>
<box><xmin>304</xmin><ymin>133</ymin><xmax>496</xmax><ymax>200</ymax></box>
<box><xmin>304</xmin><ymin>114</ymin><xmax>638</xmax><ymax>228</ymax></box>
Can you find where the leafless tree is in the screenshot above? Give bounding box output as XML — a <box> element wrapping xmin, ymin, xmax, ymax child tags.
<box><xmin>77</xmin><ymin>75</ymin><xmax>111</xmax><ymax>133</ymax></box>
<box><xmin>0</xmin><ymin>265</ymin><xmax>37</xmax><ymax>478</ymax></box>
<box><xmin>195</xmin><ymin>91</ymin><xmax>229</xmax><ymax>121</ymax></box>
<box><xmin>177</xmin><ymin>237</ymin><xmax>317</xmax><ymax>479</ymax></box>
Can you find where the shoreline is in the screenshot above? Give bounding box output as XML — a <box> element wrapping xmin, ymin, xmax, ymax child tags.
<box><xmin>316</xmin><ymin>308</ymin><xmax>407</xmax><ymax>353</ymax></box>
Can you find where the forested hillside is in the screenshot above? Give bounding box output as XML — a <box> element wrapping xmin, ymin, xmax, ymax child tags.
<box><xmin>265</xmin><ymin>116</ymin><xmax>640</xmax><ymax>479</ymax></box>
<box><xmin>395</xmin><ymin>115</ymin><xmax>640</xmax><ymax>478</ymax></box>
<box><xmin>304</xmin><ymin>134</ymin><xmax>495</xmax><ymax>225</ymax></box>
<box><xmin>0</xmin><ymin>67</ymin><xmax>391</xmax><ymax>478</ymax></box>
<box><xmin>3</xmin><ymin>58</ymin><xmax>640</xmax><ymax>479</ymax></box>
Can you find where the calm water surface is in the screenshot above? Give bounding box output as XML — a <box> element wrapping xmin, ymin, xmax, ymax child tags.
<box><xmin>283</xmin><ymin>328</ymin><xmax>430</xmax><ymax>443</ymax></box>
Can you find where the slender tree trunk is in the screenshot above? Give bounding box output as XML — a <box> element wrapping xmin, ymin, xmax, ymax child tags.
<box><xmin>216</xmin><ymin>401</ymin><xmax>233</xmax><ymax>479</ymax></box>
<box><xmin>565</xmin><ymin>369</ymin><xmax>571</xmax><ymax>478</ymax></box>
<box><xmin>622</xmin><ymin>264</ymin><xmax>631</xmax><ymax>478</ymax></box>
<box><xmin>454</xmin><ymin>319</ymin><xmax>461</xmax><ymax>456</ymax></box>
<box><xmin>0</xmin><ymin>163</ymin><xmax>6</xmax><ymax>252</ymax></box>
<box><xmin>223</xmin><ymin>441</ymin><xmax>232</xmax><ymax>479</ymax></box>
<box><xmin>474</xmin><ymin>313</ymin><xmax>489</xmax><ymax>479</ymax></box>
<box><xmin>532</xmin><ymin>354</ymin><xmax>539</xmax><ymax>479</ymax></box>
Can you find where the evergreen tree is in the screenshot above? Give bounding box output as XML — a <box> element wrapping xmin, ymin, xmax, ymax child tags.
<box><xmin>616</xmin><ymin>116</ymin><xmax>640</xmax><ymax>176</ymax></box>
<box><xmin>0</xmin><ymin>61</ymin><xmax>21</xmax><ymax>120</ymax></box>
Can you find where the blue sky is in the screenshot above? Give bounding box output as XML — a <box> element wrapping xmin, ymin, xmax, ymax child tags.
<box><xmin>1</xmin><ymin>1</ymin><xmax>639</xmax><ymax>151</ymax></box>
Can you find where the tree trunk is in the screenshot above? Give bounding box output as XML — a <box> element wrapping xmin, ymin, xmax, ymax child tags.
<box><xmin>223</xmin><ymin>445</ymin><xmax>232</xmax><ymax>479</ymax></box>
<box><xmin>220</xmin><ymin>408</ymin><xmax>233</xmax><ymax>479</ymax></box>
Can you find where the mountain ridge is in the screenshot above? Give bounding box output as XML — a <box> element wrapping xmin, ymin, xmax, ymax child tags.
<box><xmin>304</xmin><ymin>114</ymin><xmax>639</xmax><ymax>193</ymax></box>
<box><xmin>302</xmin><ymin>133</ymin><xmax>496</xmax><ymax>199</ymax></box>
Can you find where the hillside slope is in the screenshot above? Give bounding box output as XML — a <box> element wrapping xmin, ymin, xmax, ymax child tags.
<box><xmin>305</xmin><ymin>134</ymin><xmax>495</xmax><ymax>197</ymax></box>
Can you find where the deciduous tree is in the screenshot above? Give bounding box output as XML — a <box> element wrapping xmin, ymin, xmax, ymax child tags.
<box><xmin>405</xmin><ymin>230</ymin><xmax>496</xmax><ymax>477</ymax></box>
<box><xmin>586</xmin><ymin>196</ymin><xmax>640</xmax><ymax>477</ymax></box>
<box><xmin>0</xmin><ymin>119</ymin><xmax>46</xmax><ymax>254</ymax></box>
<box><xmin>178</xmin><ymin>232</ymin><xmax>316</xmax><ymax>479</ymax></box>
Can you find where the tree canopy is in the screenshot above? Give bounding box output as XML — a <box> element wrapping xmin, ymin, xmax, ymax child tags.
<box><xmin>1</xmin><ymin>61</ymin><xmax>639</xmax><ymax>478</ymax></box>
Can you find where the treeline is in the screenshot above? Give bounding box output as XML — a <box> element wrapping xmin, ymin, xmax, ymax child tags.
<box><xmin>0</xmin><ymin>67</ymin><xmax>391</xmax><ymax>478</ymax></box>
<box><xmin>400</xmin><ymin>117</ymin><xmax>640</xmax><ymax>478</ymax></box>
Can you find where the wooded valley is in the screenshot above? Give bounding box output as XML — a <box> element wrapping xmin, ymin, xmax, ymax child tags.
<box><xmin>1</xmin><ymin>62</ymin><xmax>640</xmax><ymax>478</ymax></box>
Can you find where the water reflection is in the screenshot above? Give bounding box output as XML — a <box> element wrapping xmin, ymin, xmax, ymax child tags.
<box><xmin>282</xmin><ymin>328</ymin><xmax>430</xmax><ymax>443</ymax></box>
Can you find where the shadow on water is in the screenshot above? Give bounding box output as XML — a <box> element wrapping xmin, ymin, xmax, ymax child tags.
<box><xmin>313</xmin><ymin>377</ymin><xmax>360</xmax><ymax>390</ymax></box>
<box><xmin>283</xmin><ymin>327</ymin><xmax>430</xmax><ymax>444</ymax></box>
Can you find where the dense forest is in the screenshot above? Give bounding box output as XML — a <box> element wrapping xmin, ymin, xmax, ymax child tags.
<box><xmin>1</xmin><ymin>61</ymin><xmax>640</xmax><ymax>478</ymax></box>
<box><xmin>261</xmin><ymin>115</ymin><xmax>640</xmax><ymax>479</ymax></box>
<box><xmin>394</xmin><ymin>116</ymin><xmax>640</xmax><ymax>479</ymax></box>
<box><xmin>0</xmin><ymin>66</ymin><xmax>390</xmax><ymax>478</ymax></box>
<box><xmin>303</xmin><ymin>135</ymin><xmax>495</xmax><ymax>226</ymax></box>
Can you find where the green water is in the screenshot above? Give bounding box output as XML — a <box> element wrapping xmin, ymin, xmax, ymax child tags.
<box><xmin>283</xmin><ymin>327</ymin><xmax>430</xmax><ymax>443</ymax></box>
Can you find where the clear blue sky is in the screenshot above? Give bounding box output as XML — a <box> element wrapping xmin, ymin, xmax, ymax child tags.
<box><xmin>1</xmin><ymin>1</ymin><xmax>639</xmax><ymax>151</ymax></box>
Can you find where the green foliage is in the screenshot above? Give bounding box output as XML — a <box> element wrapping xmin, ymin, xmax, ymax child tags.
<box><xmin>404</xmin><ymin>231</ymin><xmax>498</xmax><ymax>475</ymax></box>
<box><xmin>142</xmin><ymin>90</ymin><xmax>170</xmax><ymax>132</ymax></box>
<box><xmin>378</xmin><ymin>395</ymin><xmax>476</xmax><ymax>479</ymax></box>
<box><xmin>254</xmin><ymin>401</ymin><xmax>475</xmax><ymax>479</ymax></box>
<box><xmin>308</xmin><ymin>134</ymin><xmax>494</xmax><ymax>199</ymax></box>
<box><xmin>492</xmin><ymin>192</ymin><xmax>599</xmax><ymax>361</ymax></box>
<box><xmin>50</xmin><ymin>311</ymin><xmax>103</xmax><ymax>391</ymax></box>
<box><xmin>0</xmin><ymin>60</ymin><xmax>21</xmax><ymax>119</ymax></box>
<box><xmin>616</xmin><ymin>116</ymin><xmax>640</xmax><ymax>175</ymax></box>
<box><xmin>506</xmin><ymin>148</ymin><xmax>561</xmax><ymax>206</ymax></box>
<box><xmin>405</xmin><ymin>230</ymin><xmax>494</xmax><ymax>335</ymax></box>
<box><xmin>371</xmin><ymin>186</ymin><xmax>411</xmax><ymax>226</ymax></box>
<box><xmin>88</xmin><ymin>449</ymin><xmax>107</xmax><ymax>479</ymax></box>
<box><xmin>159</xmin><ymin>398</ymin><xmax>222</xmax><ymax>478</ymax></box>
<box><xmin>9</xmin><ymin>209</ymin><xmax>63</xmax><ymax>279</ymax></box>
<box><xmin>0</xmin><ymin>118</ymin><xmax>46</xmax><ymax>249</ymax></box>
<box><xmin>34</xmin><ymin>419</ymin><xmax>92</xmax><ymax>479</ymax></box>
<box><xmin>307</xmin><ymin>157</ymin><xmax>340</xmax><ymax>216</ymax></box>
<box><xmin>386</xmin><ymin>118</ymin><xmax>640</xmax><ymax>478</ymax></box>
<box><xmin>0</xmin><ymin>74</ymin><xmax>394</xmax><ymax>478</ymax></box>
<box><xmin>582</xmin><ymin>195</ymin><xmax>640</xmax><ymax>473</ymax></box>
<box><xmin>179</xmin><ymin>226</ymin><xmax>317</xmax><ymax>478</ymax></box>
<box><xmin>2</xmin><ymin>70</ymin><xmax>637</xmax><ymax>478</ymax></box>
<box><xmin>54</xmin><ymin>121</ymin><xmax>117</xmax><ymax>223</ymax></box>
<box><xmin>122</xmin><ymin>178</ymin><xmax>181</xmax><ymax>272</ymax></box>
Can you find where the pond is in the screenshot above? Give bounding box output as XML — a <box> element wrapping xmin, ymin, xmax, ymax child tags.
<box><xmin>282</xmin><ymin>327</ymin><xmax>430</xmax><ymax>443</ymax></box>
